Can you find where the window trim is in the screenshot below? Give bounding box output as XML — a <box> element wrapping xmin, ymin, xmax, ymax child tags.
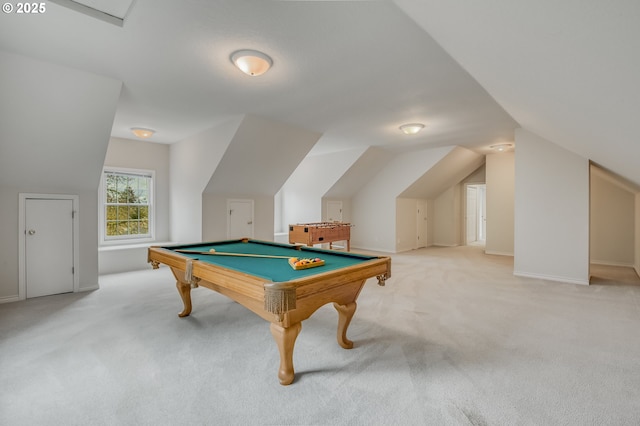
<box><xmin>99</xmin><ymin>167</ymin><xmax>155</xmax><ymax>246</ymax></box>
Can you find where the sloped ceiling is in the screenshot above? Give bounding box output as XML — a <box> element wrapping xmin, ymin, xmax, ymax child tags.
<box><xmin>394</xmin><ymin>0</ymin><xmax>640</xmax><ymax>185</ymax></box>
<box><xmin>0</xmin><ymin>51</ymin><xmax>122</xmax><ymax>190</ymax></box>
<box><xmin>399</xmin><ymin>146</ymin><xmax>485</xmax><ymax>199</ymax></box>
<box><xmin>324</xmin><ymin>147</ymin><xmax>395</xmax><ymax>199</ymax></box>
<box><xmin>0</xmin><ymin>0</ymin><xmax>517</xmax><ymax>156</ymax></box>
<box><xmin>203</xmin><ymin>115</ymin><xmax>321</xmax><ymax>195</ymax></box>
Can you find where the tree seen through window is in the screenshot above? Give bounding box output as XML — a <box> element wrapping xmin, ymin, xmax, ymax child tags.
<box><xmin>105</xmin><ymin>172</ymin><xmax>151</xmax><ymax>238</ymax></box>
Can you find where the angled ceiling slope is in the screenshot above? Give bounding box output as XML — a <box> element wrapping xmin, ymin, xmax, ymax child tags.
<box><xmin>399</xmin><ymin>146</ymin><xmax>485</xmax><ymax>199</ymax></box>
<box><xmin>0</xmin><ymin>51</ymin><xmax>122</xmax><ymax>190</ymax></box>
<box><xmin>204</xmin><ymin>115</ymin><xmax>321</xmax><ymax>196</ymax></box>
<box><xmin>394</xmin><ymin>0</ymin><xmax>640</xmax><ymax>185</ymax></box>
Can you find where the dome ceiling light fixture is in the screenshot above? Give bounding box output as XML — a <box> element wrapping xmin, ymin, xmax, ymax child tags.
<box><xmin>131</xmin><ymin>128</ymin><xmax>155</xmax><ymax>139</ymax></box>
<box><xmin>399</xmin><ymin>123</ymin><xmax>425</xmax><ymax>135</ymax></box>
<box><xmin>230</xmin><ymin>49</ymin><xmax>273</xmax><ymax>76</ymax></box>
<box><xmin>490</xmin><ymin>143</ymin><xmax>514</xmax><ymax>152</ymax></box>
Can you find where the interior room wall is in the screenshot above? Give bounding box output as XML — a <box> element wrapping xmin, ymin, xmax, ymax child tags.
<box><xmin>322</xmin><ymin>198</ymin><xmax>352</xmax><ymax>223</ymax></box>
<box><xmin>514</xmin><ymin>129</ymin><xmax>590</xmax><ymax>285</ymax></box>
<box><xmin>433</xmin><ymin>185</ymin><xmax>461</xmax><ymax>247</ymax></box>
<box><xmin>102</xmin><ymin>137</ymin><xmax>171</xmax><ymax>243</ymax></box>
<box><xmin>201</xmin><ymin>194</ymin><xmax>274</xmax><ymax>241</ymax></box>
<box><xmin>485</xmin><ymin>152</ymin><xmax>515</xmax><ymax>256</ymax></box>
<box><xmin>352</xmin><ymin>146</ymin><xmax>454</xmax><ymax>252</ymax></box>
<box><xmin>279</xmin><ymin>149</ymin><xmax>365</xmax><ymax>231</ymax></box>
<box><xmin>169</xmin><ymin>117</ymin><xmax>242</xmax><ymax>243</ymax></box>
<box><xmin>0</xmin><ymin>51</ymin><xmax>121</xmax><ymax>300</ymax></box>
<box><xmin>396</xmin><ymin>198</ymin><xmax>428</xmax><ymax>252</ymax></box>
<box><xmin>98</xmin><ymin>138</ymin><xmax>171</xmax><ymax>275</ymax></box>
<box><xmin>636</xmin><ymin>193</ymin><xmax>640</xmax><ymax>277</ymax></box>
<box><xmin>590</xmin><ymin>169</ymin><xmax>635</xmax><ymax>266</ymax></box>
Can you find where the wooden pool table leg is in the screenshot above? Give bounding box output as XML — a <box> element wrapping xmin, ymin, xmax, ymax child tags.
<box><xmin>333</xmin><ymin>301</ymin><xmax>356</xmax><ymax>349</ymax></box>
<box><xmin>175</xmin><ymin>280</ymin><xmax>193</xmax><ymax>318</ymax></box>
<box><xmin>270</xmin><ymin>322</ymin><xmax>302</xmax><ymax>386</ymax></box>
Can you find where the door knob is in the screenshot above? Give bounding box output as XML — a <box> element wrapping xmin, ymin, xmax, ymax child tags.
<box><xmin>247</xmin><ymin>221</ymin><xmax>253</xmax><ymax>225</ymax></box>
<box><xmin>28</xmin><ymin>229</ymin><xmax>36</xmax><ymax>235</ymax></box>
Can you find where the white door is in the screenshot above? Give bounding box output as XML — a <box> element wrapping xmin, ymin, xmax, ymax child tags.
<box><xmin>227</xmin><ymin>199</ymin><xmax>254</xmax><ymax>238</ymax></box>
<box><xmin>327</xmin><ymin>201</ymin><xmax>342</xmax><ymax>222</ymax></box>
<box><xmin>25</xmin><ymin>198</ymin><xmax>74</xmax><ymax>298</ymax></box>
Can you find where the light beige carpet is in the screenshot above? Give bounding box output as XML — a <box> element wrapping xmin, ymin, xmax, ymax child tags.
<box><xmin>1</xmin><ymin>245</ymin><xmax>639</xmax><ymax>425</ymax></box>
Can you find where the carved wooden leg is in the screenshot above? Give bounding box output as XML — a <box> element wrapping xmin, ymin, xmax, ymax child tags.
<box><xmin>270</xmin><ymin>322</ymin><xmax>302</xmax><ymax>385</ymax></box>
<box><xmin>333</xmin><ymin>301</ymin><xmax>357</xmax><ymax>349</ymax></box>
<box><xmin>176</xmin><ymin>280</ymin><xmax>192</xmax><ymax>318</ymax></box>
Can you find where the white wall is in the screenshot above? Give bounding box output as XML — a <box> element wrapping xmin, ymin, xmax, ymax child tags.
<box><xmin>202</xmin><ymin>194</ymin><xmax>274</xmax><ymax>241</ymax></box>
<box><xmin>636</xmin><ymin>193</ymin><xmax>640</xmax><ymax>277</ymax></box>
<box><xmin>279</xmin><ymin>148</ymin><xmax>366</xmax><ymax>231</ymax></box>
<box><xmin>169</xmin><ymin>117</ymin><xmax>242</xmax><ymax>242</ymax></box>
<box><xmin>485</xmin><ymin>152</ymin><xmax>515</xmax><ymax>256</ymax></box>
<box><xmin>99</xmin><ymin>137</ymin><xmax>171</xmax><ymax>274</ymax></box>
<box><xmin>0</xmin><ymin>51</ymin><xmax>121</xmax><ymax>300</ymax></box>
<box><xmin>396</xmin><ymin>198</ymin><xmax>429</xmax><ymax>252</ymax></box>
<box><xmin>433</xmin><ymin>185</ymin><xmax>461</xmax><ymax>246</ymax></box>
<box><xmin>352</xmin><ymin>146</ymin><xmax>454</xmax><ymax>252</ymax></box>
<box><xmin>590</xmin><ymin>169</ymin><xmax>635</xmax><ymax>266</ymax></box>
<box><xmin>514</xmin><ymin>129</ymin><xmax>590</xmax><ymax>285</ymax></box>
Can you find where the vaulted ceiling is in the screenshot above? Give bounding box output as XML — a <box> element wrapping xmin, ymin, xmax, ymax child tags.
<box><xmin>1</xmin><ymin>0</ymin><xmax>637</xmax><ymax>184</ymax></box>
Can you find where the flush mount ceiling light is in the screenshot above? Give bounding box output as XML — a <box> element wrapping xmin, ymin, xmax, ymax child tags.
<box><xmin>490</xmin><ymin>143</ymin><xmax>514</xmax><ymax>152</ymax></box>
<box><xmin>131</xmin><ymin>128</ymin><xmax>155</xmax><ymax>139</ymax></box>
<box><xmin>230</xmin><ymin>49</ymin><xmax>273</xmax><ymax>76</ymax></box>
<box><xmin>399</xmin><ymin>123</ymin><xmax>425</xmax><ymax>135</ymax></box>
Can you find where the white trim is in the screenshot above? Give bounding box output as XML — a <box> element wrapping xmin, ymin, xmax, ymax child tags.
<box><xmin>590</xmin><ymin>260</ymin><xmax>634</xmax><ymax>268</ymax></box>
<box><xmin>513</xmin><ymin>270</ymin><xmax>590</xmax><ymax>286</ymax></box>
<box><xmin>484</xmin><ymin>250</ymin><xmax>514</xmax><ymax>257</ymax></box>
<box><xmin>0</xmin><ymin>295</ymin><xmax>21</xmax><ymax>304</ymax></box>
<box><xmin>18</xmin><ymin>193</ymin><xmax>80</xmax><ymax>300</ymax></box>
<box><xmin>99</xmin><ymin>167</ymin><xmax>155</xmax><ymax>246</ymax></box>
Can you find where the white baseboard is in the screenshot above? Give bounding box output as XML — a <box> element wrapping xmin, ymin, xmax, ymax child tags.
<box><xmin>513</xmin><ymin>270</ymin><xmax>590</xmax><ymax>286</ymax></box>
<box><xmin>484</xmin><ymin>250</ymin><xmax>514</xmax><ymax>257</ymax></box>
<box><xmin>0</xmin><ymin>294</ymin><xmax>20</xmax><ymax>304</ymax></box>
<box><xmin>590</xmin><ymin>260</ymin><xmax>634</xmax><ymax>268</ymax></box>
<box><xmin>78</xmin><ymin>285</ymin><xmax>99</xmax><ymax>292</ymax></box>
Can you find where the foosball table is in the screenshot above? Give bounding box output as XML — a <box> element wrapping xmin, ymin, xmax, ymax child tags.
<box><xmin>289</xmin><ymin>222</ymin><xmax>352</xmax><ymax>251</ymax></box>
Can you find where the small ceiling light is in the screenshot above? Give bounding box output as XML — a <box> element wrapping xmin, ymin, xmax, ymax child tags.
<box><xmin>230</xmin><ymin>49</ymin><xmax>273</xmax><ymax>76</ymax></box>
<box><xmin>131</xmin><ymin>128</ymin><xmax>155</xmax><ymax>139</ymax></box>
<box><xmin>490</xmin><ymin>143</ymin><xmax>514</xmax><ymax>152</ymax></box>
<box><xmin>399</xmin><ymin>123</ymin><xmax>425</xmax><ymax>135</ymax></box>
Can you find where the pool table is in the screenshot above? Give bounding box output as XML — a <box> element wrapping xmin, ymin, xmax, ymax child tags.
<box><xmin>148</xmin><ymin>238</ymin><xmax>391</xmax><ymax>385</ymax></box>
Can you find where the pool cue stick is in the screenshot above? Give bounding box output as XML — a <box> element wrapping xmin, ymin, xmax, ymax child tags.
<box><xmin>175</xmin><ymin>250</ymin><xmax>292</xmax><ymax>260</ymax></box>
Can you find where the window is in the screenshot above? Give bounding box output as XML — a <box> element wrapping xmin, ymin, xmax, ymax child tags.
<box><xmin>100</xmin><ymin>168</ymin><xmax>154</xmax><ymax>243</ymax></box>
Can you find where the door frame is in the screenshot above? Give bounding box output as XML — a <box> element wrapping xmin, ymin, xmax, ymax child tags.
<box><xmin>18</xmin><ymin>193</ymin><xmax>80</xmax><ymax>300</ymax></box>
<box><xmin>463</xmin><ymin>183</ymin><xmax>486</xmax><ymax>245</ymax></box>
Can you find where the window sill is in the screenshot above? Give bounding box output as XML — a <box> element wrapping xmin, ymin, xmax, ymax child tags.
<box><xmin>98</xmin><ymin>241</ymin><xmax>172</xmax><ymax>252</ymax></box>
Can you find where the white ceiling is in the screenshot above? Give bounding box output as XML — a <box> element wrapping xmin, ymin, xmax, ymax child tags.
<box><xmin>1</xmin><ymin>0</ymin><xmax>637</xmax><ymax>184</ymax></box>
<box><xmin>0</xmin><ymin>0</ymin><xmax>516</xmax><ymax>156</ymax></box>
<box><xmin>395</xmin><ymin>0</ymin><xmax>640</xmax><ymax>185</ymax></box>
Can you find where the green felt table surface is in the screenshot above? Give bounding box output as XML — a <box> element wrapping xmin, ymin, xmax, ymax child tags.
<box><xmin>161</xmin><ymin>239</ymin><xmax>377</xmax><ymax>282</ymax></box>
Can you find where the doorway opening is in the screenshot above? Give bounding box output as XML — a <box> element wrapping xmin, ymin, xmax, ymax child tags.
<box><xmin>465</xmin><ymin>184</ymin><xmax>486</xmax><ymax>246</ymax></box>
